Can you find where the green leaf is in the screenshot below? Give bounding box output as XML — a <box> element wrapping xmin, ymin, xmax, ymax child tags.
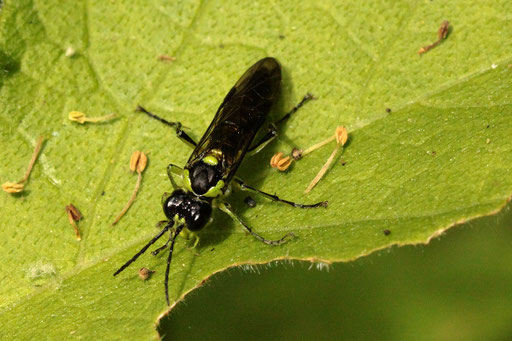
<box><xmin>1</xmin><ymin>0</ymin><xmax>511</xmax><ymax>339</ymax></box>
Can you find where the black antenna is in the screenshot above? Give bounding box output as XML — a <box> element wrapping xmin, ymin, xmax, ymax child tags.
<box><xmin>113</xmin><ymin>222</ymin><xmax>173</xmax><ymax>277</ymax></box>
<box><xmin>165</xmin><ymin>224</ymin><xmax>184</xmax><ymax>305</ymax></box>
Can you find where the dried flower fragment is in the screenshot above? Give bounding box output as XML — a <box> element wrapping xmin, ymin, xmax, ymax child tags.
<box><xmin>305</xmin><ymin>126</ymin><xmax>349</xmax><ymax>194</ymax></box>
<box><xmin>129</xmin><ymin>151</ymin><xmax>147</xmax><ymax>173</ymax></box>
<box><xmin>270</xmin><ymin>152</ymin><xmax>292</xmax><ymax>171</ymax></box>
<box><xmin>418</xmin><ymin>20</ymin><xmax>450</xmax><ymax>55</ymax></box>
<box><xmin>112</xmin><ymin>151</ymin><xmax>148</xmax><ymax>225</ymax></box>
<box><xmin>302</xmin><ymin>135</ymin><xmax>335</xmax><ymax>157</ymax></box>
<box><xmin>68</xmin><ymin>111</ymin><xmax>116</xmax><ymax>124</ymax></box>
<box><xmin>65</xmin><ymin>204</ymin><xmax>82</xmax><ymax>241</ymax></box>
<box><xmin>438</xmin><ymin>20</ymin><xmax>450</xmax><ymax>40</ymax></box>
<box><xmin>2</xmin><ymin>182</ymin><xmax>24</xmax><ymax>193</ymax></box>
<box><xmin>138</xmin><ymin>267</ymin><xmax>155</xmax><ymax>280</ymax></box>
<box><xmin>67</xmin><ymin>203</ymin><xmax>83</xmax><ymax>221</ymax></box>
<box><xmin>335</xmin><ymin>126</ymin><xmax>348</xmax><ymax>146</ymax></box>
<box><xmin>2</xmin><ymin>136</ymin><xmax>45</xmax><ymax>194</ymax></box>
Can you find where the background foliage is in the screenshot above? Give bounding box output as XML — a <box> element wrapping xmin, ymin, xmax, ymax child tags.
<box><xmin>0</xmin><ymin>0</ymin><xmax>511</xmax><ymax>339</ymax></box>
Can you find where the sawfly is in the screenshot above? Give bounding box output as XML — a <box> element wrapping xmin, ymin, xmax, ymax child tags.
<box><xmin>114</xmin><ymin>57</ymin><xmax>328</xmax><ymax>305</ymax></box>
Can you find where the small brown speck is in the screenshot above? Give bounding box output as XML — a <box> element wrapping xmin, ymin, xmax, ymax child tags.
<box><xmin>138</xmin><ymin>267</ymin><xmax>155</xmax><ymax>280</ymax></box>
<box><xmin>386</xmin><ymin>108</ymin><xmax>391</xmax><ymax>113</ymax></box>
<box><xmin>486</xmin><ymin>124</ymin><xmax>490</xmax><ymax>128</ymax></box>
<box><xmin>279</xmin><ymin>34</ymin><xmax>285</xmax><ymax>40</ymax></box>
<box><xmin>383</xmin><ymin>229</ymin><xmax>391</xmax><ymax>236</ymax></box>
<box><xmin>431</xmin><ymin>151</ymin><xmax>436</xmax><ymax>156</ymax></box>
<box><xmin>291</xmin><ymin>147</ymin><xmax>303</xmax><ymax>160</ymax></box>
<box><xmin>158</xmin><ymin>55</ymin><xmax>176</xmax><ymax>63</ymax></box>
<box><xmin>341</xmin><ymin>160</ymin><xmax>347</xmax><ymax>166</ymax></box>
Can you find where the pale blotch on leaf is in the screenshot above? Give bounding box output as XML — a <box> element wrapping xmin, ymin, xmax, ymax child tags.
<box><xmin>27</xmin><ymin>261</ymin><xmax>57</xmax><ymax>286</ymax></box>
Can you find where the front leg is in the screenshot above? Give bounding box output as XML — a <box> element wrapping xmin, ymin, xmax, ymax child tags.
<box><xmin>136</xmin><ymin>105</ymin><xmax>198</xmax><ymax>147</ymax></box>
<box><xmin>167</xmin><ymin>164</ymin><xmax>184</xmax><ymax>189</ymax></box>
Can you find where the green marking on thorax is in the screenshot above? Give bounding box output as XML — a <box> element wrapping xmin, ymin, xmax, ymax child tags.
<box><xmin>202</xmin><ymin>180</ymin><xmax>225</xmax><ymax>198</ymax></box>
<box><xmin>203</xmin><ymin>155</ymin><xmax>219</xmax><ymax>166</ymax></box>
<box><xmin>183</xmin><ymin>169</ymin><xmax>193</xmax><ymax>192</ymax></box>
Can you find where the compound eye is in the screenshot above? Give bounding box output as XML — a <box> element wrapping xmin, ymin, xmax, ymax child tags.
<box><xmin>163</xmin><ymin>190</ymin><xmax>187</xmax><ymax>220</ymax></box>
<box><xmin>187</xmin><ymin>200</ymin><xmax>212</xmax><ymax>231</ymax></box>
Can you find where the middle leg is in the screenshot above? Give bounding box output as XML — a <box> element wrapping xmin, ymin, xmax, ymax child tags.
<box><xmin>136</xmin><ymin>105</ymin><xmax>198</xmax><ymax>147</ymax></box>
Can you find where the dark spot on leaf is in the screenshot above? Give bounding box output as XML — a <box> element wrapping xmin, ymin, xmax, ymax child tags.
<box><xmin>383</xmin><ymin>229</ymin><xmax>391</xmax><ymax>236</ymax></box>
<box><xmin>0</xmin><ymin>50</ymin><xmax>20</xmax><ymax>89</ymax></box>
<box><xmin>244</xmin><ymin>196</ymin><xmax>256</xmax><ymax>208</ymax></box>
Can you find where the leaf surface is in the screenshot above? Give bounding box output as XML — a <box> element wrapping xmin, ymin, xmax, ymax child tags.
<box><xmin>1</xmin><ymin>1</ymin><xmax>511</xmax><ymax>339</ymax></box>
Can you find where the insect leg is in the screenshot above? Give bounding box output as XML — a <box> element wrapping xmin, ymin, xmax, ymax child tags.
<box><xmin>248</xmin><ymin>93</ymin><xmax>315</xmax><ymax>153</ymax></box>
<box><xmin>167</xmin><ymin>164</ymin><xmax>184</xmax><ymax>189</ymax></box>
<box><xmin>234</xmin><ymin>178</ymin><xmax>328</xmax><ymax>208</ymax></box>
<box><xmin>274</xmin><ymin>92</ymin><xmax>315</xmax><ymax>125</ymax></box>
<box><xmin>165</xmin><ymin>224</ymin><xmax>184</xmax><ymax>306</ymax></box>
<box><xmin>219</xmin><ymin>202</ymin><xmax>295</xmax><ymax>246</ymax></box>
<box><xmin>151</xmin><ymin>230</ymin><xmax>174</xmax><ymax>256</ymax></box>
<box><xmin>113</xmin><ymin>222</ymin><xmax>173</xmax><ymax>276</ymax></box>
<box><xmin>136</xmin><ymin>105</ymin><xmax>197</xmax><ymax>147</ymax></box>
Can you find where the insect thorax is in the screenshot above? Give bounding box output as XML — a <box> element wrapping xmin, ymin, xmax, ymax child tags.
<box><xmin>184</xmin><ymin>149</ymin><xmax>226</xmax><ymax>198</ymax></box>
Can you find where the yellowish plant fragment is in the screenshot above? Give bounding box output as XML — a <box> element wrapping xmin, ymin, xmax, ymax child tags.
<box><xmin>270</xmin><ymin>152</ymin><xmax>293</xmax><ymax>171</ymax></box>
<box><xmin>68</xmin><ymin>111</ymin><xmax>116</xmax><ymax>124</ymax></box>
<box><xmin>305</xmin><ymin>126</ymin><xmax>348</xmax><ymax>194</ymax></box>
<box><xmin>2</xmin><ymin>136</ymin><xmax>45</xmax><ymax>194</ymax></box>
